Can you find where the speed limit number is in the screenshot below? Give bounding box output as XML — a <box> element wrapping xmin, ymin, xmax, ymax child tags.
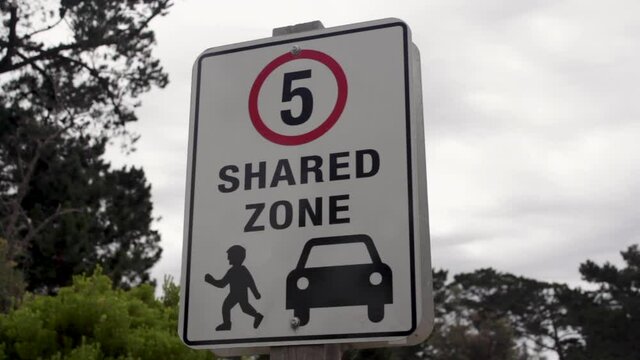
<box><xmin>248</xmin><ymin>49</ymin><xmax>348</xmax><ymax>145</ymax></box>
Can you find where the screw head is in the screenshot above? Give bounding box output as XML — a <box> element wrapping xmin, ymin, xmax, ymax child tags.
<box><xmin>291</xmin><ymin>45</ymin><xmax>301</xmax><ymax>56</ymax></box>
<box><xmin>290</xmin><ymin>317</ymin><xmax>300</xmax><ymax>329</ymax></box>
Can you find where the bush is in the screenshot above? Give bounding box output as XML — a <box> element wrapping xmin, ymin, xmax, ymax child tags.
<box><xmin>0</xmin><ymin>269</ymin><xmax>214</xmax><ymax>360</ymax></box>
<box><xmin>0</xmin><ymin>237</ymin><xmax>25</xmax><ymax>313</ymax></box>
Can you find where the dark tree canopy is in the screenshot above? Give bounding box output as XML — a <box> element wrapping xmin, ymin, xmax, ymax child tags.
<box><xmin>450</xmin><ymin>269</ymin><xmax>583</xmax><ymax>360</ymax></box>
<box><xmin>402</xmin><ymin>249</ymin><xmax>640</xmax><ymax>360</ymax></box>
<box><xmin>571</xmin><ymin>245</ymin><xmax>640</xmax><ymax>359</ymax></box>
<box><xmin>16</xmin><ymin>129</ymin><xmax>161</xmax><ymax>291</ymax></box>
<box><xmin>0</xmin><ymin>0</ymin><xmax>171</xmax><ymax>295</ymax></box>
<box><xmin>349</xmin><ymin>270</ymin><xmax>528</xmax><ymax>360</ymax></box>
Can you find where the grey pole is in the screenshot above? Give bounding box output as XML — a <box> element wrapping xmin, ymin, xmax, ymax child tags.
<box><xmin>271</xmin><ymin>343</ymin><xmax>343</xmax><ymax>360</ymax></box>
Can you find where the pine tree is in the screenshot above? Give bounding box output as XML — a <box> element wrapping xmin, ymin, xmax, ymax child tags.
<box><xmin>0</xmin><ymin>0</ymin><xmax>171</xmax><ymax>295</ymax></box>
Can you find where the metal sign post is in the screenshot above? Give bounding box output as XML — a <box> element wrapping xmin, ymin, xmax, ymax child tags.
<box><xmin>179</xmin><ymin>18</ymin><xmax>433</xmax><ymax>358</ymax></box>
<box><xmin>271</xmin><ymin>343</ymin><xmax>342</xmax><ymax>360</ymax></box>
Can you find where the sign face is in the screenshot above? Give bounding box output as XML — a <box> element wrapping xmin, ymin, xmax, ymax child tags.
<box><xmin>179</xmin><ymin>18</ymin><xmax>432</xmax><ymax>350</ymax></box>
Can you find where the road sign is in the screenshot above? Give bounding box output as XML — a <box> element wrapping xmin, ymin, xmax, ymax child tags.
<box><xmin>179</xmin><ymin>18</ymin><xmax>432</xmax><ymax>351</ymax></box>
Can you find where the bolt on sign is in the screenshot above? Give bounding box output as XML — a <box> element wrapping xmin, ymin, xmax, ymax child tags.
<box><xmin>179</xmin><ymin>18</ymin><xmax>433</xmax><ymax>352</ymax></box>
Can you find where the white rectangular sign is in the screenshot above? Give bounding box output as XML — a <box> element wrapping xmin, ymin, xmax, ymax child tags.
<box><xmin>179</xmin><ymin>18</ymin><xmax>432</xmax><ymax>350</ymax></box>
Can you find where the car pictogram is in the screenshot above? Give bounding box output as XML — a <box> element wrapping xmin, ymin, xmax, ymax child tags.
<box><xmin>286</xmin><ymin>234</ymin><xmax>393</xmax><ymax>326</ymax></box>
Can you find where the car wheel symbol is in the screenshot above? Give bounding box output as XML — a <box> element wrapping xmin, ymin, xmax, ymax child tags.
<box><xmin>294</xmin><ymin>308</ymin><xmax>310</xmax><ymax>326</ymax></box>
<box><xmin>368</xmin><ymin>303</ymin><xmax>384</xmax><ymax>322</ymax></box>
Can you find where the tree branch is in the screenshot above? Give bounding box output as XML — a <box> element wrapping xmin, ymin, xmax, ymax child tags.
<box><xmin>129</xmin><ymin>1</ymin><xmax>172</xmax><ymax>39</ymax></box>
<box><xmin>21</xmin><ymin>205</ymin><xmax>84</xmax><ymax>247</ymax></box>
<box><xmin>522</xmin><ymin>334</ymin><xmax>556</xmax><ymax>352</ymax></box>
<box><xmin>0</xmin><ymin>1</ymin><xmax>172</xmax><ymax>75</ymax></box>
<box><xmin>3</xmin><ymin>121</ymin><xmax>75</xmax><ymax>259</ymax></box>
<box><xmin>55</xmin><ymin>53</ymin><xmax>139</xmax><ymax>127</ymax></box>
<box><xmin>15</xmin><ymin>50</ymin><xmax>59</xmax><ymax>106</ymax></box>
<box><xmin>0</xmin><ymin>38</ymin><xmax>113</xmax><ymax>74</ymax></box>
<box><xmin>25</xmin><ymin>11</ymin><xmax>67</xmax><ymax>38</ymax></box>
<box><xmin>0</xmin><ymin>3</ymin><xmax>19</xmax><ymax>72</ymax></box>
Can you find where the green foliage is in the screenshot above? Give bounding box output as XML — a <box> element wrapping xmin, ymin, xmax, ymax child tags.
<box><xmin>0</xmin><ymin>269</ymin><xmax>214</xmax><ymax>360</ymax></box>
<box><xmin>161</xmin><ymin>275</ymin><xmax>180</xmax><ymax>309</ymax></box>
<box><xmin>0</xmin><ymin>237</ymin><xmax>24</xmax><ymax>312</ymax></box>
<box><xmin>0</xmin><ymin>246</ymin><xmax>637</xmax><ymax>360</ymax></box>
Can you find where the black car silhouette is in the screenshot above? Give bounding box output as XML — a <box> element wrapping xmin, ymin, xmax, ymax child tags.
<box><xmin>286</xmin><ymin>234</ymin><xmax>393</xmax><ymax>326</ymax></box>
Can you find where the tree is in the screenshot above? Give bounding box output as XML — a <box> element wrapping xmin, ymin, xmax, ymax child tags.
<box><xmin>0</xmin><ymin>0</ymin><xmax>171</xmax><ymax>293</ymax></box>
<box><xmin>423</xmin><ymin>270</ymin><xmax>528</xmax><ymax>360</ymax></box>
<box><xmin>568</xmin><ymin>245</ymin><xmax>640</xmax><ymax>359</ymax></box>
<box><xmin>0</xmin><ymin>236</ymin><xmax>24</xmax><ymax>312</ymax></box>
<box><xmin>380</xmin><ymin>270</ymin><xmax>530</xmax><ymax>360</ymax></box>
<box><xmin>0</xmin><ymin>269</ymin><xmax>214</xmax><ymax>360</ymax></box>
<box><xmin>424</xmin><ymin>315</ymin><xmax>526</xmax><ymax>360</ymax></box>
<box><xmin>322</xmin><ymin>246</ymin><xmax>640</xmax><ymax>360</ymax></box>
<box><xmin>17</xmin><ymin>131</ymin><xmax>161</xmax><ymax>291</ymax></box>
<box><xmin>451</xmin><ymin>269</ymin><xmax>582</xmax><ymax>360</ymax></box>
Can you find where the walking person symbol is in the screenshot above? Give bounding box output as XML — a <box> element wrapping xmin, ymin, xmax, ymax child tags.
<box><xmin>204</xmin><ymin>245</ymin><xmax>264</xmax><ymax>331</ymax></box>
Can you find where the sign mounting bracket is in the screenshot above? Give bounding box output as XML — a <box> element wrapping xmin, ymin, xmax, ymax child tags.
<box><xmin>273</xmin><ymin>21</ymin><xmax>325</xmax><ymax>36</ymax></box>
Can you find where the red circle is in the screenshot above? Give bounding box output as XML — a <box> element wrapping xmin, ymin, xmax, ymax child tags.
<box><xmin>248</xmin><ymin>49</ymin><xmax>348</xmax><ymax>146</ymax></box>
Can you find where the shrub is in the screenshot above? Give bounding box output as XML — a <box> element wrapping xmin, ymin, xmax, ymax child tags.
<box><xmin>0</xmin><ymin>269</ymin><xmax>214</xmax><ymax>360</ymax></box>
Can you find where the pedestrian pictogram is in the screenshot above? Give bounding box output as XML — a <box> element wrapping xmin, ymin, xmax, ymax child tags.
<box><xmin>204</xmin><ymin>245</ymin><xmax>264</xmax><ymax>331</ymax></box>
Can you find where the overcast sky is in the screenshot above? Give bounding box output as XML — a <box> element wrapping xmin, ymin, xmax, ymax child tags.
<box><xmin>107</xmin><ymin>0</ymin><xmax>640</xmax><ymax>287</ymax></box>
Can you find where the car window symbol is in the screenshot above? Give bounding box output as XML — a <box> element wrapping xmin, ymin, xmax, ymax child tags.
<box><xmin>303</xmin><ymin>241</ymin><xmax>373</xmax><ymax>268</ymax></box>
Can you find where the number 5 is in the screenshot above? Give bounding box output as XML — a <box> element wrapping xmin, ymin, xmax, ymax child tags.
<box><xmin>281</xmin><ymin>70</ymin><xmax>313</xmax><ymax>126</ymax></box>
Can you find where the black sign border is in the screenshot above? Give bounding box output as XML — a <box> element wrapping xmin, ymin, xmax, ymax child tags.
<box><xmin>183</xmin><ymin>21</ymin><xmax>417</xmax><ymax>347</ymax></box>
